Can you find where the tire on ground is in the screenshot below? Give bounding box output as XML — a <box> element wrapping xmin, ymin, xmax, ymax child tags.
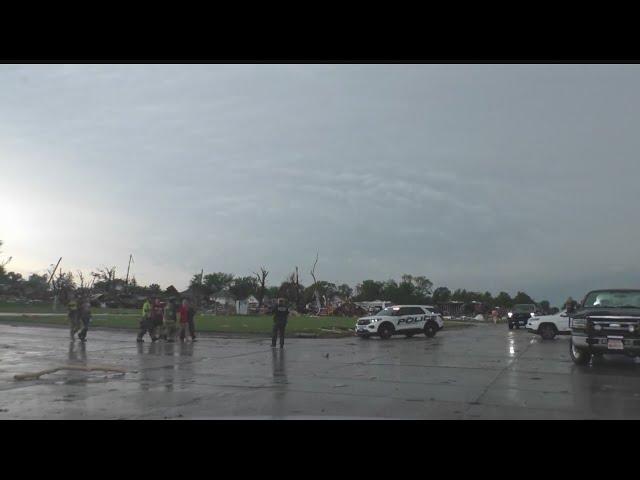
<box><xmin>378</xmin><ymin>323</ymin><xmax>394</xmax><ymax>340</ymax></box>
<box><xmin>539</xmin><ymin>323</ymin><xmax>557</xmax><ymax>340</ymax></box>
<box><xmin>569</xmin><ymin>338</ymin><xmax>591</xmax><ymax>365</ymax></box>
<box><xmin>424</xmin><ymin>321</ymin><xmax>437</xmax><ymax>338</ymax></box>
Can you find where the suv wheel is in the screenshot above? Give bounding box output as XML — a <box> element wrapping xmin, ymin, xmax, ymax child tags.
<box><xmin>378</xmin><ymin>323</ymin><xmax>394</xmax><ymax>340</ymax></box>
<box><xmin>570</xmin><ymin>338</ymin><xmax>591</xmax><ymax>365</ymax></box>
<box><xmin>424</xmin><ymin>321</ymin><xmax>437</xmax><ymax>338</ymax></box>
<box><xmin>540</xmin><ymin>323</ymin><xmax>557</xmax><ymax>340</ymax></box>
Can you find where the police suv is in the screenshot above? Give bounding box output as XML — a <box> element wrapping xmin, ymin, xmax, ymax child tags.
<box><xmin>355</xmin><ymin>305</ymin><xmax>444</xmax><ymax>340</ymax></box>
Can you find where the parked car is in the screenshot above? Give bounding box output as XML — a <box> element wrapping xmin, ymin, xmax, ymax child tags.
<box><xmin>527</xmin><ymin>310</ymin><xmax>570</xmax><ymax>340</ymax></box>
<box><xmin>569</xmin><ymin>289</ymin><xmax>640</xmax><ymax>365</ymax></box>
<box><xmin>355</xmin><ymin>305</ymin><xmax>444</xmax><ymax>340</ymax></box>
<box><xmin>507</xmin><ymin>304</ymin><xmax>538</xmax><ymax>329</ymax></box>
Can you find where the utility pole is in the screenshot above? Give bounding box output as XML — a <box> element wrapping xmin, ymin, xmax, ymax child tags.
<box><xmin>47</xmin><ymin>257</ymin><xmax>62</xmax><ymax>286</ymax></box>
<box><xmin>48</xmin><ymin>257</ymin><xmax>62</xmax><ymax>311</ymax></box>
<box><xmin>125</xmin><ymin>254</ymin><xmax>133</xmax><ymax>287</ymax></box>
<box><xmin>295</xmin><ymin>266</ymin><xmax>299</xmax><ymax>311</ymax></box>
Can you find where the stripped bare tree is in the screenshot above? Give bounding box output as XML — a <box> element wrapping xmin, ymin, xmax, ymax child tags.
<box><xmin>92</xmin><ymin>266</ymin><xmax>117</xmax><ymax>292</ymax></box>
<box><xmin>0</xmin><ymin>240</ymin><xmax>11</xmax><ymax>269</ymax></box>
<box><xmin>76</xmin><ymin>270</ymin><xmax>93</xmax><ymax>300</ymax></box>
<box><xmin>50</xmin><ymin>269</ymin><xmax>75</xmax><ymax>304</ymax></box>
<box><xmin>253</xmin><ymin>267</ymin><xmax>269</xmax><ymax>311</ymax></box>
<box><xmin>310</xmin><ymin>252</ymin><xmax>321</xmax><ymax>314</ymax></box>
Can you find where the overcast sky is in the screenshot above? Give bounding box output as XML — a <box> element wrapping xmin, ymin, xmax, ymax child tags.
<box><xmin>1</xmin><ymin>64</ymin><xmax>639</xmax><ymax>306</ymax></box>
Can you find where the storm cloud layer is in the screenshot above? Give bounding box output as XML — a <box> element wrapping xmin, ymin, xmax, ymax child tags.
<box><xmin>1</xmin><ymin>64</ymin><xmax>639</xmax><ymax>305</ymax></box>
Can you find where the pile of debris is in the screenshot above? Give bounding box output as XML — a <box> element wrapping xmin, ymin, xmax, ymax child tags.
<box><xmin>332</xmin><ymin>302</ymin><xmax>367</xmax><ymax>318</ymax></box>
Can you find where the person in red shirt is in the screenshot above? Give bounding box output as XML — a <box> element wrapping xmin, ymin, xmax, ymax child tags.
<box><xmin>178</xmin><ymin>299</ymin><xmax>191</xmax><ymax>342</ymax></box>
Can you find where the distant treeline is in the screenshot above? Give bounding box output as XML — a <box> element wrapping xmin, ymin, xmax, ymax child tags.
<box><xmin>0</xmin><ymin>239</ymin><xmax>552</xmax><ymax>312</ymax></box>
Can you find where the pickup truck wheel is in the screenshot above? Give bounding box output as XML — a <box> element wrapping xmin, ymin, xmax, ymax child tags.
<box><xmin>540</xmin><ymin>323</ymin><xmax>557</xmax><ymax>340</ymax></box>
<box><xmin>378</xmin><ymin>323</ymin><xmax>394</xmax><ymax>340</ymax></box>
<box><xmin>424</xmin><ymin>322</ymin><xmax>437</xmax><ymax>338</ymax></box>
<box><xmin>570</xmin><ymin>338</ymin><xmax>591</xmax><ymax>365</ymax></box>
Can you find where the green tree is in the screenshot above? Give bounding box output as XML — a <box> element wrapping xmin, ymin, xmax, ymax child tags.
<box><xmin>397</xmin><ymin>278</ymin><xmax>415</xmax><ymax>303</ymax></box>
<box><xmin>408</xmin><ymin>275</ymin><xmax>433</xmax><ymax>298</ymax></box>
<box><xmin>303</xmin><ymin>281</ymin><xmax>337</xmax><ymax>304</ymax></box>
<box><xmin>354</xmin><ymin>280</ymin><xmax>384</xmax><ymax>301</ymax></box>
<box><xmin>381</xmin><ymin>279</ymin><xmax>399</xmax><ymax>302</ymax></box>
<box><xmin>228</xmin><ymin>276</ymin><xmax>258</xmax><ymax>300</ymax></box>
<box><xmin>26</xmin><ymin>273</ymin><xmax>49</xmax><ymax>297</ymax></box>
<box><xmin>189</xmin><ymin>273</ymin><xmax>204</xmax><ymax>290</ymax></box>
<box><xmin>513</xmin><ymin>291</ymin><xmax>535</xmax><ymax>305</ymax></box>
<box><xmin>278</xmin><ymin>274</ymin><xmax>305</xmax><ymax>307</ymax></box>
<box><xmin>432</xmin><ymin>287</ymin><xmax>451</xmax><ymax>304</ymax></box>
<box><xmin>266</xmin><ymin>286</ymin><xmax>280</xmax><ymax>299</ymax></box>
<box><xmin>451</xmin><ymin>289</ymin><xmax>467</xmax><ymax>302</ymax></box>
<box><xmin>482</xmin><ymin>291</ymin><xmax>494</xmax><ymax>305</ymax></box>
<box><xmin>494</xmin><ymin>291</ymin><xmax>513</xmax><ymax>308</ymax></box>
<box><xmin>337</xmin><ymin>283</ymin><xmax>353</xmax><ymax>299</ymax></box>
<box><xmin>203</xmin><ymin>272</ymin><xmax>234</xmax><ymax>295</ymax></box>
<box><xmin>6</xmin><ymin>271</ymin><xmax>23</xmax><ymax>284</ymax></box>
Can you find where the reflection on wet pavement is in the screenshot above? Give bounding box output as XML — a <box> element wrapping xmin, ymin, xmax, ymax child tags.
<box><xmin>1</xmin><ymin>323</ymin><xmax>640</xmax><ymax>419</ymax></box>
<box><xmin>271</xmin><ymin>349</ymin><xmax>288</xmax><ymax>385</ymax></box>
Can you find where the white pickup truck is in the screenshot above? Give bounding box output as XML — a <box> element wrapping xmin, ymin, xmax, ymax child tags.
<box><xmin>526</xmin><ymin>310</ymin><xmax>570</xmax><ymax>340</ymax></box>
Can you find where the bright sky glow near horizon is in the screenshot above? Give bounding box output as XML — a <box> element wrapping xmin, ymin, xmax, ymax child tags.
<box><xmin>2</xmin><ymin>64</ymin><xmax>640</xmax><ymax>306</ymax></box>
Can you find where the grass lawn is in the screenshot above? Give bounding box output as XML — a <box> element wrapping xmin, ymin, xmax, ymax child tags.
<box><xmin>0</xmin><ymin>313</ymin><xmax>474</xmax><ymax>336</ymax></box>
<box><xmin>0</xmin><ymin>302</ymin><xmax>139</xmax><ymax>315</ymax></box>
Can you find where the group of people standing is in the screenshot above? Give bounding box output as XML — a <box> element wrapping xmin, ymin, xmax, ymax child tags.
<box><xmin>67</xmin><ymin>296</ymin><xmax>290</xmax><ymax>347</ymax></box>
<box><xmin>138</xmin><ymin>298</ymin><xmax>197</xmax><ymax>343</ymax></box>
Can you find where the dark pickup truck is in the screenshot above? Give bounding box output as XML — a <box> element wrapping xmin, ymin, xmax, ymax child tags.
<box><xmin>508</xmin><ymin>304</ymin><xmax>537</xmax><ymax>330</ymax></box>
<box><xmin>569</xmin><ymin>289</ymin><xmax>640</xmax><ymax>365</ymax></box>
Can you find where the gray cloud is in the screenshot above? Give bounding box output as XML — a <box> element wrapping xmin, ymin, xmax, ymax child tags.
<box><xmin>1</xmin><ymin>64</ymin><xmax>640</xmax><ymax>306</ymax></box>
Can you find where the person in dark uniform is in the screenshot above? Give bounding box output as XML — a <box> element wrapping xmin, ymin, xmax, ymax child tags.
<box><xmin>272</xmin><ymin>298</ymin><xmax>289</xmax><ymax>349</ymax></box>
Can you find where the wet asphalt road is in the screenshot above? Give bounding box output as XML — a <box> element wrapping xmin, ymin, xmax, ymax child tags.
<box><xmin>1</xmin><ymin>322</ymin><xmax>639</xmax><ymax>419</ymax></box>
